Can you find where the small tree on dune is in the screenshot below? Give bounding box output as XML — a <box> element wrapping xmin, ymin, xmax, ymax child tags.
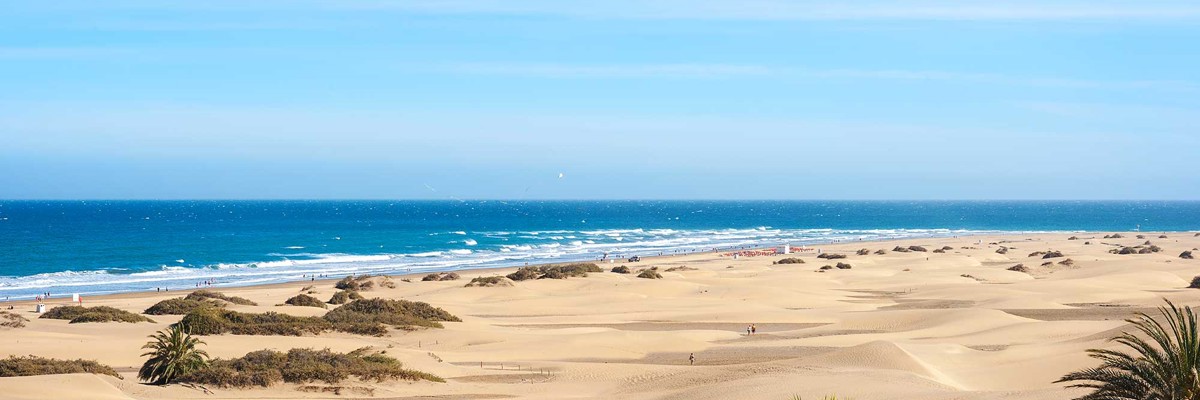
<box><xmin>139</xmin><ymin>324</ymin><xmax>208</xmax><ymax>385</ymax></box>
<box><xmin>1056</xmin><ymin>299</ymin><xmax>1200</xmax><ymax>399</ymax></box>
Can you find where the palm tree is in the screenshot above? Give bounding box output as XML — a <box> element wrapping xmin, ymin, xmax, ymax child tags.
<box><xmin>138</xmin><ymin>324</ymin><xmax>208</xmax><ymax>385</ymax></box>
<box><xmin>1056</xmin><ymin>299</ymin><xmax>1200</xmax><ymax>399</ymax></box>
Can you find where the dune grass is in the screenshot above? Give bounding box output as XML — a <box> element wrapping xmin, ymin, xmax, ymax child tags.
<box><xmin>40</xmin><ymin>305</ymin><xmax>155</xmax><ymax>324</ymax></box>
<box><xmin>0</xmin><ymin>311</ymin><xmax>28</xmax><ymax>328</ymax></box>
<box><xmin>0</xmin><ymin>356</ymin><xmax>120</xmax><ymax>378</ymax></box>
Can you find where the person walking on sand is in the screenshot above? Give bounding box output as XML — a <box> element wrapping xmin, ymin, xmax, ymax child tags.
<box><xmin>746</xmin><ymin>325</ymin><xmax>752</xmax><ymax>336</ymax></box>
<box><xmin>751</xmin><ymin>324</ymin><xmax>757</xmax><ymax>335</ymax></box>
<box><xmin>689</xmin><ymin>353</ymin><xmax>695</xmax><ymax>365</ymax></box>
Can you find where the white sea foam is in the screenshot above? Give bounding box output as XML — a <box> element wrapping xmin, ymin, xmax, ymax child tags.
<box><xmin>0</xmin><ymin>228</ymin><xmax>1029</xmax><ymax>299</ymax></box>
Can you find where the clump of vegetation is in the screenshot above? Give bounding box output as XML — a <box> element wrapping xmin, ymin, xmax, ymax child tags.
<box><xmin>817</xmin><ymin>253</ymin><xmax>846</xmax><ymax>259</ymax></box>
<box><xmin>1159</xmin><ymin>234</ymin><xmax>1168</xmax><ymax>239</ymax></box>
<box><xmin>1136</xmin><ymin>235</ymin><xmax>1147</xmax><ymax>239</ymax></box>
<box><xmin>1008</xmin><ymin>264</ymin><xmax>1030</xmax><ymax>273</ymax></box>
<box><xmin>611</xmin><ymin>265</ymin><xmax>631</xmax><ymax>273</ymax></box>
<box><xmin>323</xmin><ymin>298</ymin><xmax>461</xmax><ymax>330</ymax></box>
<box><xmin>186</xmin><ymin>290</ymin><xmax>257</xmax><ymax>306</ymax></box>
<box><xmin>907</xmin><ymin>246</ymin><xmax>927</xmax><ymax>252</ymax></box>
<box><xmin>0</xmin><ymin>311</ymin><xmax>28</xmax><ymax>328</ymax></box>
<box><xmin>1111</xmin><ymin>245</ymin><xmax>1163</xmax><ymax>255</ymax></box>
<box><xmin>145</xmin><ymin>298</ymin><xmax>223</xmax><ymax>315</ymax></box>
<box><xmin>1182</xmin><ymin>251</ymin><xmax>1195</xmax><ymax>260</ymax></box>
<box><xmin>996</xmin><ymin>246</ymin><xmax>1009</xmax><ymax>254</ymax></box>
<box><xmin>1190</xmin><ymin>276</ymin><xmax>1200</xmax><ymax>289</ymax></box>
<box><xmin>505</xmin><ymin>263</ymin><xmax>603</xmax><ymax>281</ymax></box>
<box><xmin>1028</xmin><ymin>251</ymin><xmax>1047</xmax><ymax>257</ymax></box>
<box><xmin>139</xmin><ymin>324</ymin><xmax>208</xmax><ymax>385</ymax></box>
<box><xmin>464</xmin><ymin>276</ymin><xmax>512</xmax><ymax>287</ymax></box>
<box><xmin>1056</xmin><ymin>300</ymin><xmax>1200</xmax><ymax>399</ymax></box>
<box><xmin>774</xmin><ymin>258</ymin><xmax>805</xmax><ymax>264</ymax></box>
<box><xmin>176</xmin><ymin>348</ymin><xmax>443</xmax><ymax>388</ymax></box>
<box><xmin>637</xmin><ymin>268</ymin><xmax>663</xmax><ymax>279</ymax></box>
<box><xmin>892</xmin><ymin>246</ymin><xmax>910</xmax><ymax>253</ymax></box>
<box><xmin>1042</xmin><ymin>250</ymin><xmax>1064</xmax><ymax>259</ymax></box>
<box><xmin>873</xmin><ymin>249</ymin><xmax>887</xmax><ymax>255</ymax></box>
<box><xmin>932</xmin><ymin>248</ymin><xmax>945</xmax><ymax>253</ymax></box>
<box><xmin>856</xmin><ymin>249</ymin><xmax>870</xmax><ymax>255</ymax></box>
<box><xmin>835</xmin><ymin>262</ymin><xmax>852</xmax><ymax>270</ymax></box>
<box><xmin>422</xmin><ymin>272</ymin><xmax>460</xmax><ymax>282</ymax></box>
<box><xmin>819</xmin><ymin>265</ymin><xmax>833</xmax><ymax>271</ymax></box>
<box><xmin>335</xmin><ymin>275</ymin><xmax>396</xmax><ymax>291</ymax></box>
<box><xmin>327</xmin><ymin>290</ymin><xmax>363</xmax><ymax>305</ymax></box>
<box><xmin>1102</xmin><ymin>233</ymin><xmax>1124</xmax><ymax>239</ymax></box>
<box><xmin>0</xmin><ymin>356</ymin><xmax>120</xmax><ymax>378</ymax></box>
<box><xmin>1040</xmin><ymin>261</ymin><xmax>1054</xmax><ymax>267</ymax></box>
<box><xmin>1068</xmin><ymin>236</ymin><xmax>1079</xmax><ymax>240</ymax></box>
<box><xmin>1058</xmin><ymin>258</ymin><xmax>1075</xmax><ymax>266</ymax></box>
<box><xmin>665</xmin><ymin>266</ymin><xmax>697</xmax><ymax>272</ymax></box>
<box><xmin>178</xmin><ymin>308</ymin><xmax>332</xmax><ymax>336</ymax></box>
<box><xmin>40</xmin><ymin>305</ymin><xmax>155</xmax><ymax>324</ymax></box>
<box><xmin>284</xmin><ymin>294</ymin><xmax>327</xmax><ymax>309</ymax></box>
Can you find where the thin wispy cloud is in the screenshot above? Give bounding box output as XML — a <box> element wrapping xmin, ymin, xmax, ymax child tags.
<box><xmin>444</xmin><ymin>63</ymin><xmax>771</xmax><ymax>79</ymax></box>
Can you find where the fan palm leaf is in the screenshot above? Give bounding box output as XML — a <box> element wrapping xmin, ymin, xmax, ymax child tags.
<box><xmin>138</xmin><ymin>324</ymin><xmax>208</xmax><ymax>385</ymax></box>
<box><xmin>1056</xmin><ymin>299</ymin><xmax>1200</xmax><ymax>399</ymax></box>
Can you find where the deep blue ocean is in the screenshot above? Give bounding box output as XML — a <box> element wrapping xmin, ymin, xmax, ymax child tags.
<box><xmin>0</xmin><ymin>200</ymin><xmax>1197</xmax><ymax>300</ymax></box>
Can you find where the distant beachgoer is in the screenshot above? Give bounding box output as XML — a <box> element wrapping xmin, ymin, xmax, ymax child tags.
<box><xmin>689</xmin><ymin>353</ymin><xmax>695</xmax><ymax>365</ymax></box>
<box><xmin>751</xmin><ymin>324</ymin><xmax>757</xmax><ymax>335</ymax></box>
<box><xmin>746</xmin><ymin>325</ymin><xmax>752</xmax><ymax>336</ymax></box>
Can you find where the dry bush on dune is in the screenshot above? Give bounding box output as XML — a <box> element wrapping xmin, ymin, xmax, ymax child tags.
<box><xmin>637</xmin><ymin>268</ymin><xmax>663</xmax><ymax>279</ymax></box>
<box><xmin>1058</xmin><ymin>258</ymin><xmax>1075</xmax><ymax>266</ymax></box>
<box><xmin>611</xmin><ymin>265</ymin><xmax>631</xmax><ymax>273</ymax></box>
<box><xmin>817</xmin><ymin>253</ymin><xmax>847</xmax><ymax>259</ymax></box>
<box><xmin>1028</xmin><ymin>251</ymin><xmax>1046</xmax><ymax>257</ymax></box>
<box><xmin>1137</xmin><ymin>235</ymin><xmax>1146</xmax><ymax>239</ymax></box>
<box><xmin>324</xmin><ymin>298</ymin><xmax>460</xmax><ymax>331</ymax></box>
<box><xmin>327</xmin><ymin>290</ymin><xmax>364</xmax><ymax>305</ymax></box>
<box><xmin>0</xmin><ymin>356</ymin><xmax>120</xmax><ymax>378</ymax></box>
<box><xmin>907</xmin><ymin>246</ymin><xmax>927</xmax><ymax>252</ymax></box>
<box><xmin>176</xmin><ymin>348</ymin><xmax>443</xmax><ymax>389</ymax></box>
<box><xmin>996</xmin><ymin>247</ymin><xmax>1009</xmax><ymax>254</ymax></box>
<box><xmin>774</xmin><ymin>258</ymin><xmax>805</xmax><ymax>264</ymax></box>
<box><xmin>874</xmin><ymin>249</ymin><xmax>887</xmax><ymax>255</ymax></box>
<box><xmin>179</xmin><ymin>298</ymin><xmax>459</xmax><ymax>337</ymax></box>
<box><xmin>186</xmin><ymin>290</ymin><xmax>258</xmax><ymax>306</ymax></box>
<box><xmin>283</xmin><ymin>294</ymin><xmax>327</xmax><ymax>309</ymax></box>
<box><xmin>857</xmin><ymin>248</ymin><xmax>870</xmax><ymax>255</ymax></box>
<box><xmin>892</xmin><ymin>246</ymin><xmax>910</xmax><ymax>253</ymax></box>
<box><xmin>0</xmin><ymin>311</ymin><xmax>28</xmax><ymax>328</ymax></box>
<box><xmin>835</xmin><ymin>262</ymin><xmax>852</xmax><ymax>269</ymax></box>
<box><xmin>1008</xmin><ymin>264</ymin><xmax>1030</xmax><ymax>273</ymax></box>
<box><xmin>665</xmin><ymin>266</ymin><xmax>697</xmax><ymax>272</ymax></box>
<box><xmin>1182</xmin><ymin>251</ymin><xmax>1195</xmax><ymax>260</ymax></box>
<box><xmin>1041</xmin><ymin>262</ymin><xmax>1054</xmax><ymax>267</ymax></box>
<box><xmin>335</xmin><ymin>275</ymin><xmax>396</xmax><ymax>291</ymax></box>
<box><xmin>1159</xmin><ymin>234</ymin><xmax>1168</xmax><ymax>239</ymax></box>
<box><xmin>1190</xmin><ymin>276</ymin><xmax>1200</xmax><ymax>289</ymax></box>
<box><xmin>145</xmin><ymin>298</ymin><xmax>223</xmax><ymax>315</ymax></box>
<box><xmin>1042</xmin><ymin>250</ymin><xmax>1064</xmax><ymax>259</ymax></box>
<box><xmin>506</xmin><ymin>263</ymin><xmax>602</xmax><ymax>281</ymax></box>
<box><xmin>40</xmin><ymin>305</ymin><xmax>155</xmax><ymax>324</ymax></box>
<box><xmin>1068</xmin><ymin>236</ymin><xmax>1079</xmax><ymax>240</ymax></box>
<box><xmin>464</xmin><ymin>276</ymin><xmax>513</xmax><ymax>287</ymax></box>
<box><xmin>421</xmin><ymin>272</ymin><xmax>460</xmax><ymax>282</ymax></box>
<box><xmin>932</xmin><ymin>248</ymin><xmax>945</xmax><ymax>253</ymax></box>
<box><xmin>1103</xmin><ymin>233</ymin><xmax>1124</xmax><ymax>239</ymax></box>
<box><xmin>819</xmin><ymin>265</ymin><xmax>833</xmax><ymax>270</ymax></box>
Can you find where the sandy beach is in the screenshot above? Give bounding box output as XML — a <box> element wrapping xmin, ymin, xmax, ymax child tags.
<box><xmin>2</xmin><ymin>232</ymin><xmax>1199</xmax><ymax>399</ymax></box>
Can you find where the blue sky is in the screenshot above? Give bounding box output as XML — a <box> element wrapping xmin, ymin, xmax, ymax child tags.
<box><xmin>1</xmin><ymin>1</ymin><xmax>1197</xmax><ymax>200</ymax></box>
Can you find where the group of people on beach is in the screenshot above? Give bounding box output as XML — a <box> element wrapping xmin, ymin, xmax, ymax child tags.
<box><xmin>746</xmin><ymin>324</ymin><xmax>757</xmax><ymax>335</ymax></box>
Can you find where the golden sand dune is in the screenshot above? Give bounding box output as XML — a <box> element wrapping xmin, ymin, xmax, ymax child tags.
<box><xmin>2</xmin><ymin>233</ymin><xmax>1199</xmax><ymax>399</ymax></box>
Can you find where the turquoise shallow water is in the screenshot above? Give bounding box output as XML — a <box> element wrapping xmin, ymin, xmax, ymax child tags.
<box><xmin>0</xmin><ymin>200</ymin><xmax>1196</xmax><ymax>299</ymax></box>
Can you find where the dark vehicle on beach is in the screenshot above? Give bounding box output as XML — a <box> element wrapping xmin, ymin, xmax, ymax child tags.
<box><xmin>628</xmin><ymin>256</ymin><xmax>641</xmax><ymax>262</ymax></box>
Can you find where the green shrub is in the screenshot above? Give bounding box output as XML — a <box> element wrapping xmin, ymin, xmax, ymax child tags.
<box><xmin>145</xmin><ymin>298</ymin><xmax>223</xmax><ymax>315</ymax></box>
<box><xmin>40</xmin><ymin>305</ymin><xmax>154</xmax><ymax>323</ymax></box>
<box><xmin>464</xmin><ymin>276</ymin><xmax>512</xmax><ymax>287</ymax></box>
<box><xmin>177</xmin><ymin>308</ymin><xmax>331</xmax><ymax>336</ymax></box>
<box><xmin>506</xmin><ymin>263</ymin><xmax>603</xmax><ymax>281</ymax></box>
<box><xmin>0</xmin><ymin>356</ymin><xmax>120</xmax><ymax>378</ymax></box>
<box><xmin>177</xmin><ymin>348</ymin><xmax>442</xmax><ymax>388</ymax></box>
<box><xmin>323</xmin><ymin>298</ymin><xmax>461</xmax><ymax>331</ymax></box>
<box><xmin>283</xmin><ymin>294</ymin><xmax>327</xmax><ymax>309</ymax></box>
<box><xmin>185</xmin><ymin>290</ymin><xmax>257</xmax><ymax>306</ymax></box>
<box><xmin>422</xmin><ymin>272</ymin><xmax>461</xmax><ymax>282</ymax></box>
<box><xmin>611</xmin><ymin>265</ymin><xmax>631</xmax><ymax>273</ymax></box>
<box><xmin>327</xmin><ymin>290</ymin><xmax>363</xmax><ymax>305</ymax></box>
<box><xmin>774</xmin><ymin>258</ymin><xmax>805</xmax><ymax>264</ymax></box>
